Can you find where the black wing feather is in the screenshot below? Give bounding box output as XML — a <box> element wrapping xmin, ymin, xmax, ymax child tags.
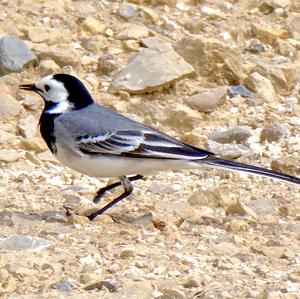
<box><xmin>77</xmin><ymin>130</ymin><xmax>209</xmax><ymax>160</ymax></box>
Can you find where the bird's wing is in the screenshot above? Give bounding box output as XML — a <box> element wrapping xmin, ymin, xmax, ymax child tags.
<box><xmin>76</xmin><ymin>129</ymin><xmax>210</xmax><ymax>160</ymax></box>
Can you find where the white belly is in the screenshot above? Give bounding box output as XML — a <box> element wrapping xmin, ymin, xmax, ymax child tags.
<box><xmin>55</xmin><ymin>145</ymin><xmax>198</xmax><ymax>178</ymax></box>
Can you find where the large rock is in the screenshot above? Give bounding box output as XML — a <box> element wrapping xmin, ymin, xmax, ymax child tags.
<box><xmin>27</xmin><ymin>26</ymin><xmax>71</xmax><ymax>44</ymax></box>
<box><xmin>39</xmin><ymin>59</ymin><xmax>60</xmax><ymax>75</ymax></box>
<box><xmin>206</xmin><ymin>141</ymin><xmax>250</xmax><ymax>159</ymax></box>
<box><xmin>271</xmin><ymin>0</ymin><xmax>291</xmax><ymax>8</ymax></box>
<box><xmin>32</xmin><ymin>44</ymin><xmax>80</xmax><ymax>67</ymax></box>
<box><xmin>109</xmin><ymin>42</ymin><xmax>195</xmax><ymax>94</ymax></box>
<box><xmin>275</xmin><ymin>39</ymin><xmax>296</xmax><ymax>57</ymax></box>
<box><xmin>287</xmin><ymin>13</ymin><xmax>300</xmax><ymax>40</ymax></box>
<box><xmin>0</xmin><ymin>149</ymin><xmax>23</xmax><ymax>162</ymax></box>
<box><xmin>246</xmin><ymin>198</ymin><xmax>279</xmax><ymax>216</ymax></box>
<box><xmin>116</xmin><ymin>23</ymin><xmax>149</xmax><ymax>40</ymax></box>
<box><xmin>0</xmin><ymin>129</ymin><xmax>16</xmax><ymax>145</ymax></box>
<box><xmin>186</xmin><ymin>86</ymin><xmax>227</xmax><ymax>112</ymax></box>
<box><xmin>183</xmin><ymin>17</ymin><xmax>204</xmax><ymax>34</ymax></box>
<box><xmin>0</xmin><ymin>234</ymin><xmax>54</xmax><ymax>251</ymax></box>
<box><xmin>81</xmin><ymin>16</ymin><xmax>106</xmax><ymax>35</ymax></box>
<box><xmin>21</xmin><ymin>136</ymin><xmax>47</xmax><ymax>152</ymax></box>
<box><xmin>17</xmin><ymin>115</ymin><xmax>38</xmax><ymax>138</ymax></box>
<box><xmin>175</xmin><ymin>36</ymin><xmax>243</xmax><ymax>84</ymax></box>
<box><xmin>0</xmin><ymin>94</ymin><xmax>22</xmax><ymax>120</ymax></box>
<box><xmin>159</xmin><ymin>104</ymin><xmax>202</xmax><ymax>131</ymax></box>
<box><xmin>0</xmin><ymin>35</ymin><xmax>36</xmax><ymax>75</ymax></box>
<box><xmin>271</xmin><ymin>156</ymin><xmax>300</xmax><ymax>176</ymax></box>
<box><xmin>209</xmin><ymin>127</ymin><xmax>252</xmax><ymax>144</ymax></box>
<box><xmin>41</xmin><ymin>211</ymin><xmax>68</xmax><ymax>223</ymax></box>
<box><xmin>252</xmin><ymin>22</ymin><xmax>287</xmax><ymax>45</ymax></box>
<box><xmin>260</xmin><ymin>123</ymin><xmax>288</xmax><ymax>143</ymax></box>
<box><xmin>251</xmin><ymin>58</ymin><xmax>297</xmax><ymax>95</ymax></box>
<box><xmin>244</xmin><ymin>72</ymin><xmax>277</xmax><ymax>103</ymax></box>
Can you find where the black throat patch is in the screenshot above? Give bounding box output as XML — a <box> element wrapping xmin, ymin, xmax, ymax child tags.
<box><xmin>39</xmin><ymin>111</ymin><xmax>60</xmax><ymax>154</ymax></box>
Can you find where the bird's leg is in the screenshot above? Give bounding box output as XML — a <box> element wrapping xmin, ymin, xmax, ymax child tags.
<box><xmin>93</xmin><ymin>174</ymin><xmax>143</xmax><ymax>203</ymax></box>
<box><xmin>93</xmin><ymin>181</ymin><xmax>121</xmax><ymax>204</ymax></box>
<box><xmin>87</xmin><ymin>176</ymin><xmax>137</xmax><ymax>221</ymax></box>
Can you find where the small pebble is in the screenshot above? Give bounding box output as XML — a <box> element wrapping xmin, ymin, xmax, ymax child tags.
<box><xmin>84</xmin><ymin>281</ymin><xmax>117</xmax><ymax>292</ymax></box>
<box><xmin>119</xmin><ymin>2</ymin><xmax>136</xmax><ymax>19</ymax></box>
<box><xmin>228</xmin><ymin>85</ymin><xmax>253</xmax><ymax>97</ymax></box>
<box><xmin>52</xmin><ymin>281</ymin><xmax>73</xmax><ymax>292</ymax></box>
<box><xmin>245</xmin><ymin>42</ymin><xmax>265</xmax><ymax>53</ymax></box>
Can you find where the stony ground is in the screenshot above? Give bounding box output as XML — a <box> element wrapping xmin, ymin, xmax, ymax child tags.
<box><xmin>0</xmin><ymin>0</ymin><xmax>300</xmax><ymax>298</ymax></box>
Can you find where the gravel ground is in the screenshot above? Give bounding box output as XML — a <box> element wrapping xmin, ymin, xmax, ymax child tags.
<box><xmin>0</xmin><ymin>0</ymin><xmax>299</xmax><ymax>298</ymax></box>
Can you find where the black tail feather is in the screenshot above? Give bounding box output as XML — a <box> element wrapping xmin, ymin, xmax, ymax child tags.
<box><xmin>201</xmin><ymin>156</ymin><xmax>300</xmax><ymax>186</ymax></box>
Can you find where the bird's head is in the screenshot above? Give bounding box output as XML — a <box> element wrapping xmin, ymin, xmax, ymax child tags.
<box><xmin>19</xmin><ymin>74</ymin><xmax>94</xmax><ymax>114</ymax></box>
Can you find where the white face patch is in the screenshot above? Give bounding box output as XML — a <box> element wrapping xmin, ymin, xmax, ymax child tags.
<box><xmin>35</xmin><ymin>75</ymin><xmax>72</xmax><ymax>114</ymax></box>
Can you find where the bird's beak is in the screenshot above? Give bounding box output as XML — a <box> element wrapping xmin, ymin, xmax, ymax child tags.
<box><xmin>19</xmin><ymin>83</ymin><xmax>39</xmax><ymax>92</ymax></box>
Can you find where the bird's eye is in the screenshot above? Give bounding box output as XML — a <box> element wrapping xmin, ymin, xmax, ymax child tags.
<box><xmin>44</xmin><ymin>84</ymin><xmax>50</xmax><ymax>92</ymax></box>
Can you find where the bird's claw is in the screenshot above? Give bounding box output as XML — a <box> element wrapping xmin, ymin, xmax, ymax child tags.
<box><xmin>63</xmin><ymin>205</ymin><xmax>73</xmax><ymax>217</ymax></box>
<box><xmin>93</xmin><ymin>190</ymin><xmax>106</xmax><ymax>204</ymax></box>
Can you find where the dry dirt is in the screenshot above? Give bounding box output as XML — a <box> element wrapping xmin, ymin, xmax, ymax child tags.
<box><xmin>0</xmin><ymin>0</ymin><xmax>300</xmax><ymax>298</ymax></box>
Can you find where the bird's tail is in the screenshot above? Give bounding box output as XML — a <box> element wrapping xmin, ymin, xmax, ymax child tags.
<box><xmin>200</xmin><ymin>156</ymin><xmax>300</xmax><ymax>186</ymax></box>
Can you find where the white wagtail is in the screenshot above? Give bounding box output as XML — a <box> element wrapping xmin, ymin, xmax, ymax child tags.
<box><xmin>20</xmin><ymin>74</ymin><xmax>300</xmax><ymax>220</ymax></box>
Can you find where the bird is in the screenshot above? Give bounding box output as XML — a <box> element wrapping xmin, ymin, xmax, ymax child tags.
<box><xmin>19</xmin><ymin>74</ymin><xmax>300</xmax><ymax>220</ymax></box>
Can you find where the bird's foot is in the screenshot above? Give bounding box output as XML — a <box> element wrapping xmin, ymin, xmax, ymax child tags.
<box><xmin>63</xmin><ymin>205</ymin><xmax>73</xmax><ymax>217</ymax></box>
<box><xmin>63</xmin><ymin>205</ymin><xmax>98</xmax><ymax>222</ymax></box>
<box><xmin>93</xmin><ymin>189</ymin><xmax>106</xmax><ymax>204</ymax></box>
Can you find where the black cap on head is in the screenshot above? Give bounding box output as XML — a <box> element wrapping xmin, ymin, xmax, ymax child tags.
<box><xmin>53</xmin><ymin>74</ymin><xmax>94</xmax><ymax>108</ymax></box>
